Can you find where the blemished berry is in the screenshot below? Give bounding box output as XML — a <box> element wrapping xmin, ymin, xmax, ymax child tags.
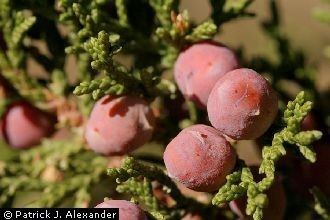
<box><xmin>85</xmin><ymin>95</ymin><xmax>155</xmax><ymax>156</ymax></box>
<box><xmin>229</xmin><ymin>167</ymin><xmax>286</xmax><ymax>220</ymax></box>
<box><xmin>174</xmin><ymin>41</ymin><xmax>240</xmax><ymax>108</ymax></box>
<box><xmin>1</xmin><ymin>101</ymin><xmax>55</xmax><ymax>149</ymax></box>
<box><xmin>207</xmin><ymin>68</ymin><xmax>278</xmax><ymax>140</ymax></box>
<box><xmin>164</xmin><ymin>124</ymin><xmax>236</xmax><ymax>192</ymax></box>
<box><xmin>95</xmin><ymin>200</ymin><xmax>147</xmax><ymax>220</ymax></box>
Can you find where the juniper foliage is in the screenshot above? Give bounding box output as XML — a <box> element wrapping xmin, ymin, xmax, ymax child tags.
<box><xmin>0</xmin><ymin>0</ymin><xmax>327</xmax><ymax>220</ymax></box>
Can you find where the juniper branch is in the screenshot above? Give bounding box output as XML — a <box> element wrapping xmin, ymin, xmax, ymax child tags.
<box><xmin>185</xmin><ymin>21</ymin><xmax>217</xmax><ymax>42</ymax></box>
<box><xmin>74</xmin><ymin>31</ymin><xmax>175</xmax><ymax>99</ymax></box>
<box><xmin>209</xmin><ymin>0</ymin><xmax>254</xmax><ymax>27</ymax></box>
<box><xmin>0</xmin><ymin>0</ymin><xmax>36</xmax><ymax>68</ymax></box>
<box><xmin>107</xmin><ymin>157</ymin><xmax>209</xmax><ymax>218</ymax></box>
<box><xmin>117</xmin><ymin>177</ymin><xmax>174</xmax><ymax>219</ymax></box>
<box><xmin>0</xmin><ymin>0</ymin><xmax>49</xmax><ymax>104</ymax></box>
<box><xmin>115</xmin><ymin>0</ymin><xmax>129</xmax><ymax>26</ymax></box>
<box><xmin>212</xmin><ymin>92</ymin><xmax>323</xmax><ymax>220</ymax></box>
<box><xmin>0</xmin><ymin>137</ymin><xmax>108</xmax><ymax>207</ymax></box>
<box><xmin>311</xmin><ymin>187</ymin><xmax>330</xmax><ymax>220</ymax></box>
